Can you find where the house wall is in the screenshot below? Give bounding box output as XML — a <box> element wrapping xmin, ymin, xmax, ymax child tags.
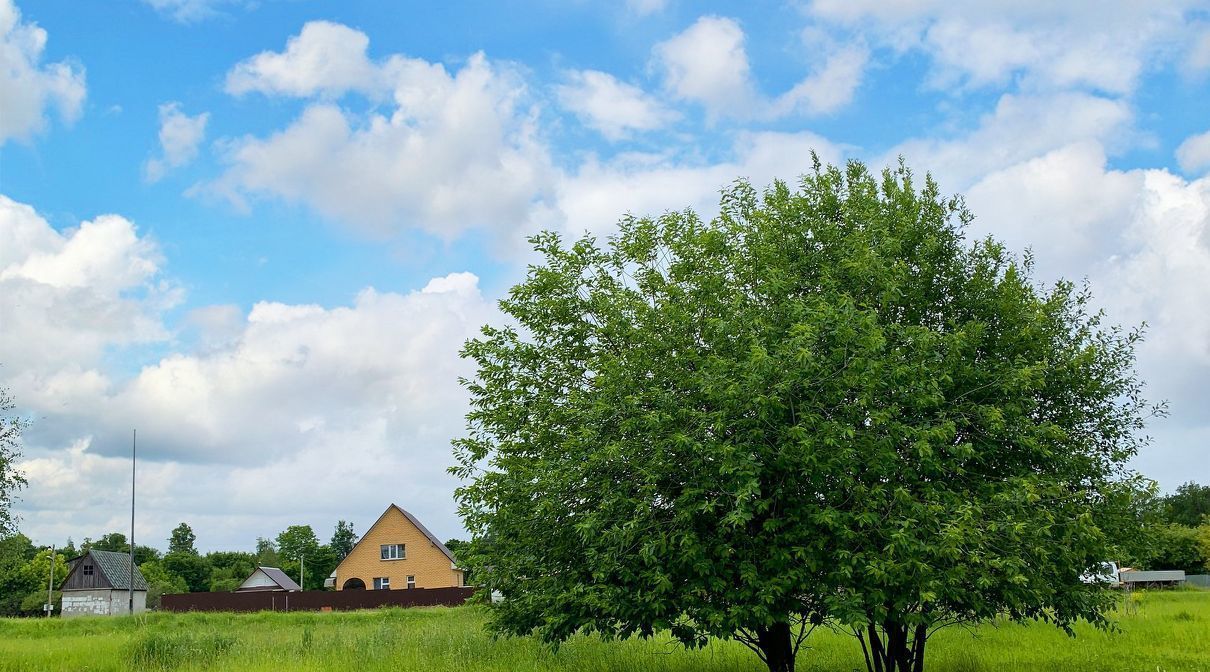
<box><xmin>61</xmin><ymin>589</ymin><xmax>146</xmax><ymax>617</ymax></box>
<box><xmin>335</xmin><ymin>508</ymin><xmax>463</xmax><ymax>590</ymax></box>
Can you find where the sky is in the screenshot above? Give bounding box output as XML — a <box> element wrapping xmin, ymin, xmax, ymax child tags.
<box><xmin>1</xmin><ymin>0</ymin><xmax>1209</xmax><ymax>553</ymax></box>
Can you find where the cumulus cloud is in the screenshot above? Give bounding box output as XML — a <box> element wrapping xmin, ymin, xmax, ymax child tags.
<box><xmin>964</xmin><ymin>148</ymin><xmax>1210</xmax><ymax>482</ymax></box>
<box><xmin>653</xmin><ymin>16</ymin><xmax>757</xmax><ymax>118</ymax></box>
<box><xmin>1176</xmin><ymin>129</ymin><xmax>1210</xmax><ymax>175</ymax></box>
<box><xmin>808</xmin><ymin>0</ymin><xmax>1201</xmax><ymax>94</ymax></box>
<box><xmin>0</xmin><ymin>0</ymin><xmax>86</xmax><ymax>143</ymax></box>
<box><xmin>550</xmin><ymin>130</ymin><xmax>844</xmax><ymax>236</ymax></box>
<box><xmin>210</xmin><ymin>22</ymin><xmax>553</xmax><ymax>238</ymax></box>
<box><xmin>555</xmin><ymin>69</ymin><xmax>677</xmax><ymax>140</ymax></box>
<box><xmin>225</xmin><ymin>21</ymin><xmax>381</xmax><ymax>98</ymax></box>
<box><xmin>24</xmin><ymin>274</ymin><xmax>495</xmax><ymax>549</ymax></box>
<box><xmin>4</xmin><ymin>197</ymin><xmax>500</xmax><ymax>548</ymax></box>
<box><xmin>773</xmin><ymin>42</ymin><xmax>869</xmax><ymax>116</ymax></box>
<box><xmin>652</xmin><ymin>16</ymin><xmax>866</xmax><ymax>120</ymax></box>
<box><xmin>0</xmin><ymin>195</ymin><xmax>173</xmax><ymax>387</ymax></box>
<box><xmin>145</xmin><ymin>102</ymin><xmax>210</xmax><ymax>182</ymax></box>
<box><xmin>880</xmin><ymin>92</ymin><xmax>1134</xmax><ymax>190</ymax></box>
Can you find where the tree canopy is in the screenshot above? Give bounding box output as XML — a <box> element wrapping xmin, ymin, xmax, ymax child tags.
<box><xmin>331</xmin><ymin>520</ymin><xmax>358</xmax><ymax>560</ymax></box>
<box><xmin>1162</xmin><ymin>482</ymin><xmax>1210</xmax><ymax>528</ymax></box>
<box><xmin>168</xmin><ymin>522</ymin><xmax>198</xmax><ymax>555</ymax></box>
<box><xmin>453</xmin><ymin>160</ymin><xmax>1157</xmax><ymax>672</ymax></box>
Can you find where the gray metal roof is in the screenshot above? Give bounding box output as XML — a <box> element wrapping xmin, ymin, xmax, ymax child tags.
<box><xmin>88</xmin><ymin>549</ymin><xmax>149</xmax><ymax>590</ymax></box>
<box><xmin>257</xmin><ymin>566</ymin><xmax>301</xmax><ymax>591</ymax></box>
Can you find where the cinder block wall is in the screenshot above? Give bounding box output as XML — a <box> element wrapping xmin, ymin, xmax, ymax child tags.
<box><xmin>61</xmin><ymin>589</ymin><xmax>146</xmax><ymax>617</ymax></box>
<box><xmin>335</xmin><ymin>509</ymin><xmax>463</xmax><ymax>590</ymax></box>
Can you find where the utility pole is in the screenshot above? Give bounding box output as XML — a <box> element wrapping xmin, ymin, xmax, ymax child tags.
<box><xmin>299</xmin><ymin>554</ymin><xmax>305</xmax><ymax>591</ymax></box>
<box><xmin>46</xmin><ymin>544</ymin><xmax>55</xmax><ymax>617</ymax></box>
<box><xmin>129</xmin><ymin>429</ymin><xmax>136</xmax><ymax>615</ymax></box>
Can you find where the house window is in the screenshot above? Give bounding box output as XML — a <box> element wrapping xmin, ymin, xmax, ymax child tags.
<box><xmin>373</xmin><ymin>577</ymin><xmax>390</xmax><ymax>590</ymax></box>
<box><xmin>406</xmin><ymin>575</ymin><xmax>415</xmax><ymax>589</ymax></box>
<box><xmin>380</xmin><ymin>544</ymin><xmax>405</xmax><ymax>560</ymax></box>
<box><xmin>83</xmin><ymin>564</ymin><xmax>94</xmax><ymax>576</ymax></box>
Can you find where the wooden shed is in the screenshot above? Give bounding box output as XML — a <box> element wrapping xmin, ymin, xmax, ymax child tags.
<box><xmin>60</xmin><ymin>549</ymin><xmax>148</xmax><ymax>617</ymax></box>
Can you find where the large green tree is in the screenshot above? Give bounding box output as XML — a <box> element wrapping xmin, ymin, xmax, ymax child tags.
<box><xmin>0</xmin><ymin>533</ymin><xmax>37</xmax><ymax>616</ymax></box>
<box><xmin>1162</xmin><ymin>482</ymin><xmax>1210</xmax><ymax>527</ymax></box>
<box><xmin>17</xmin><ymin>547</ymin><xmax>69</xmax><ymax>616</ymax></box>
<box><xmin>0</xmin><ymin>387</ymin><xmax>28</xmax><ymax>537</ymax></box>
<box><xmin>276</xmin><ymin>525</ymin><xmax>321</xmax><ymax>586</ymax></box>
<box><xmin>453</xmin><ymin>161</ymin><xmax>1157</xmax><ymax>672</ymax></box>
<box><xmin>140</xmin><ymin>559</ymin><xmax>188</xmax><ymax>608</ymax></box>
<box><xmin>163</xmin><ymin>552</ymin><xmax>211</xmax><ymax>593</ymax></box>
<box><xmin>331</xmin><ymin>520</ymin><xmax>358</xmax><ymax>561</ymax></box>
<box><xmin>255</xmin><ymin>537</ymin><xmax>280</xmax><ymax>566</ymax></box>
<box><xmin>205</xmin><ymin>551</ymin><xmax>257</xmax><ymax>591</ymax></box>
<box><xmin>168</xmin><ymin>522</ymin><xmax>198</xmax><ymax>555</ymax></box>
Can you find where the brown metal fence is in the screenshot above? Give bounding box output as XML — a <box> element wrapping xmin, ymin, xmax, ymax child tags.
<box><xmin>161</xmin><ymin>587</ymin><xmax>475</xmax><ymax>613</ymax></box>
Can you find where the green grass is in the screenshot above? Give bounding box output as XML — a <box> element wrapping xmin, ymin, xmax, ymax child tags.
<box><xmin>0</xmin><ymin>590</ymin><xmax>1206</xmax><ymax>671</ymax></box>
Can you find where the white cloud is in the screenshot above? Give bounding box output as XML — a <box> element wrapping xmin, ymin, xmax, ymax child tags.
<box><xmin>145</xmin><ymin>102</ymin><xmax>209</xmax><ymax>183</ymax></box>
<box><xmin>13</xmin><ymin>272</ymin><xmax>498</xmax><ymax>550</ymax></box>
<box><xmin>653</xmin><ymin>16</ymin><xmax>756</xmax><ymax>119</ymax></box>
<box><xmin>1189</xmin><ymin>29</ymin><xmax>1210</xmax><ymax>72</ymax></box>
<box><xmin>0</xmin><ymin>0</ymin><xmax>86</xmax><ymax>143</ymax></box>
<box><xmin>773</xmin><ymin>43</ymin><xmax>869</xmax><ymax>116</ymax></box>
<box><xmin>225</xmin><ymin>21</ymin><xmax>381</xmax><ymax>98</ymax></box>
<box><xmin>808</xmin><ymin>0</ymin><xmax>1200</xmax><ymax>94</ymax></box>
<box><xmin>551</xmin><ymin>131</ymin><xmax>844</xmax><ymax>237</ymax></box>
<box><xmin>626</xmin><ymin>0</ymin><xmax>669</xmax><ymax>17</ymax></box>
<box><xmin>211</xmin><ymin>23</ymin><xmax>554</xmax><ymax>238</ymax></box>
<box><xmin>652</xmin><ymin>16</ymin><xmax>866</xmax><ymax>120</ymax></box>
<box><xmin>141</xmin><ymin>0</ymin><xmax>244</xmax><ymax>23</ymax></box>
<box><xmin>1176</xmin><ymin>129</ymin><xmax>1210</xmax><ymax>175</ymax></box>
<box><xmin>555</xmin><ymin>69</ymin><xmax>677</xmax><ymax>140</ymax></box>
<box><xmin>0</xmin><ymin>195</ymin><xmax>174</xmax><ymax>386</ymax></box>
<box><xmin>880</xmin><ymin>92</ymin><xmax>1134</xmax><ymax>191</ymax></box>
<box><xmin>1</xmin><ymin>195</ymin><xmax>497</xmax><ymax>550</ymax></box>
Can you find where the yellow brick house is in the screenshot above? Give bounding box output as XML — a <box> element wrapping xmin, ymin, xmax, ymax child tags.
<box><xmin>329</xmin><ymin>504</ymin><xmax>464</xmax><ymax>591</ymax></box>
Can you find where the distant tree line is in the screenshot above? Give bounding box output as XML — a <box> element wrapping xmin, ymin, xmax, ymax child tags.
<box><xmin>0</xmin><ymin>519</ymin><xmax>362</xmax><ymax>615</ymax></box>
<box><xmin>1124</xmin><ymin>481</ymin><xmax>1210</xmax><ymax>575</ymax></box>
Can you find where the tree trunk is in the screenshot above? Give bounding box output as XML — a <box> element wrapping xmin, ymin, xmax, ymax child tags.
<box><xmin>756</xmin><ymin>621</ymin><xmax>795</xmax><ymax>672</ymax></box>
<box><xmin>861</xmin><ymin>622</ymin><xmax>928</xmax><ymax>672</ymax></box>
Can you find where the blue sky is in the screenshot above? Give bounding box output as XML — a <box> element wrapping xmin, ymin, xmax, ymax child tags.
<box><xmin>2</xmin><ymin>0</ymin><xmax>1209</xmax><ymax>552</ymax></box>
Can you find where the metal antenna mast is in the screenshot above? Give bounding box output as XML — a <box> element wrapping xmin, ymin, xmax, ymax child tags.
<box><xmin>129</xmin><ymin>429</ymin><xmax>136</xmax><ymax>615</ymax></box>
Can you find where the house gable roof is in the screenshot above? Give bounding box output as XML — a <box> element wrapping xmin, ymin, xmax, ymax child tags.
<box><xmin>238</xmin><ymin>566</ymin><xmax>301</xmax><ymax>591</ymax></box>
<box><xmin>63</xmin><ymin>549</ymin><xmax>148</xmax><ymax>591</ymax></box>
<box><xmin>334</xmin><ymin>504</ymin><xmax>458</xmax><ymax>574</ymax></box>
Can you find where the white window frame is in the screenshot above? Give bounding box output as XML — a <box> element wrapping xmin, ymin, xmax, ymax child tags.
<box><xmin>380</xmin><ymin>543</ymin><xmax>405</xmax><ymax>560</ymax></box>
<box><xmin>374</xmin><ymin>577</ymin><xmax>390</xmax><ymax>590</ymax></box>
<box><xmin>406</xmin><ymin>575</ymin><xmax>415</xmax><ymax>589</ymax></box>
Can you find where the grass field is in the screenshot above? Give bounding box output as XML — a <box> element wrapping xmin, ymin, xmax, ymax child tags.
<box><xmin>0</xmin><ymin>590</ymin><xmax>1206</xmax><ymax>671</ymax></box>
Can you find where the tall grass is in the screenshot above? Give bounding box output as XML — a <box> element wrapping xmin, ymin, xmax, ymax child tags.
<box><xmin>0</xmin><ymin>590</ymin><xmax>1206</xmax><ymax>671</ymax></box>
